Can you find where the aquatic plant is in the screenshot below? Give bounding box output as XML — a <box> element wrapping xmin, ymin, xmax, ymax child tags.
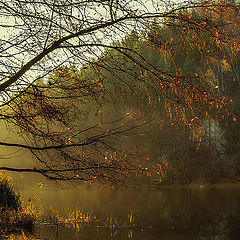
<box><xmin>128</xmin><ymin>210</ymin><xmax>135</xmax><ymax>227</ymax></box>
<box><xmin>48</xmin><ymin>207</ymin><xmax>136</xmax><ymax>232</ymax></box>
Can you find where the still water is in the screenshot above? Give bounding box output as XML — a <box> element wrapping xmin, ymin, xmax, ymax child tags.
<box><xmin>6</xmin><ymin>186</ymin><xmax>240</xmax><ymax>239</ymax></box>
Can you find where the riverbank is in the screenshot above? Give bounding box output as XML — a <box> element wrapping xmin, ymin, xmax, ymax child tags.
<box><xmin>131</xmin><ymin>178</ymin><xmax>240</xmax><ymax>189</ymax></box>
<box><xmin>155</xmin><ymin>182</ymin><xmax>240</xmax><ymax>189</ymax></box>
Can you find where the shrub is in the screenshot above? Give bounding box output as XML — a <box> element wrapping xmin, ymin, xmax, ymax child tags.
<box><xmin>0</xmin><ymin>172</ymin><xmax>20</xmax><ymax>210</ymax></box>
<box><xmin>0</xmin><ymin>172</ymin><xmax>35</xmax><ymax>231</ymax></box>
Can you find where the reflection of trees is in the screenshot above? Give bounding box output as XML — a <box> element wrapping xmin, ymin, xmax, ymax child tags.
<box><xmin>125</xmin><ymin>189</ymin><xmax>240</xmax><ymax>239</ymax></box>
<box><xmin>1</xmin><ymin>188</ymin><xmax>240</xmax><ymax>239</ymax></box>
<box><xmin>199</xmin><ymin>213</ymin><xmax>229</xmax><ymax>240</ymax></box>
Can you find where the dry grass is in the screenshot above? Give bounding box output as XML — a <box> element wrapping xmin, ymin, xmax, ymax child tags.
<box><xmin>0</xmin><ymin>205</ymin><xmax>35</xmax><ymax>231</ymax></box>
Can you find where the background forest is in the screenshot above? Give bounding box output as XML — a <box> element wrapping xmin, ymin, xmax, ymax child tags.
<box><xmin>12</xmin><ymin>6</ymin><xmax>239</xmax><ymax>186</ymax></box>
<box><xmin>0</xmin><ymin>0</ymin><xmax>239</xmax><ymax>187</ymax></box>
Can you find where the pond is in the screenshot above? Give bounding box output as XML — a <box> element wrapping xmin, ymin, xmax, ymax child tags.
<box><xmin>3</xmin><ymin>185</ymin><xmax>240</xmax><ymax>240</ymax></box>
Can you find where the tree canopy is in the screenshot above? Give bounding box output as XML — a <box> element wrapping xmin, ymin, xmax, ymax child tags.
<box><xmin>0</xmin><ymin>0</ymin><xmax>239</xmax><ymax>185</ymax></box>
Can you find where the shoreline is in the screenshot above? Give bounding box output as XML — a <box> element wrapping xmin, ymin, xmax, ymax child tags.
<box><xmin>127</xmin><ymin>181</ymin><xmax>240</xmax><ymax>190</ymax></box>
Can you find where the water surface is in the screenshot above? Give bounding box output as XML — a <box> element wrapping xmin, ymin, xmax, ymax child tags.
<box><xmin>10</xmin><ymin>186</ymin><xmax>240</xmax><ymax>240</ymax></box>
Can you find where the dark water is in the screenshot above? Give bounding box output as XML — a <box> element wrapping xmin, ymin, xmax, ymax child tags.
<box><xmin>4</xmin><ymin>186</ymin><xmax>240</xmax><ymax>239</ymax></box>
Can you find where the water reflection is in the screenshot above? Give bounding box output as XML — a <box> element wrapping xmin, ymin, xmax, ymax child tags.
<box><xmin>2</xmin><ymin>187</ymin><xmax>240</xmax><ymax>239</ymax></box>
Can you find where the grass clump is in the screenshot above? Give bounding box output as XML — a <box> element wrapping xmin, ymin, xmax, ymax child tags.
<box><xmin>0</xmin><ymin>172</ymin><xmax>35</xmax><ymax>231</ymax></box>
